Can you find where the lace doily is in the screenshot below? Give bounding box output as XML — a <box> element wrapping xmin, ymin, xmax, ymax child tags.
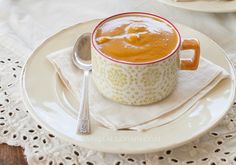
<box><xmin>1</xmin><ymin>16</ymin><xmax>236</xmax><ymax>165</ymax></box>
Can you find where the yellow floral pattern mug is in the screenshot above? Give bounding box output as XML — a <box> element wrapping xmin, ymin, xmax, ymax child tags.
<box><xmin>91</xmin><ymin>12</ymin><xmax>200</xmax><ymax>105</ymax></box>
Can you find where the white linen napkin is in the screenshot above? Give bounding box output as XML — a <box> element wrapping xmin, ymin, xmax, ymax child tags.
<box><xmin>47</xmin><ymin>47</ymin><xmax>229</xmax><ymax>131</ymax></box>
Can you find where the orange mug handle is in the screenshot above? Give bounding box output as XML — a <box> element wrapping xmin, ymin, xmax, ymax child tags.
<box><xmin>179</xmin><ymin>39</ymin><xmax>200</xmax><ymax>70</ymax></box>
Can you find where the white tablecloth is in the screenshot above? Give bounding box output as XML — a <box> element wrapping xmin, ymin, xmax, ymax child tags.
<box><xmin>0</xmin><ymin>0</ymin><xmax>236</xmax><ymax>164</ymax></box>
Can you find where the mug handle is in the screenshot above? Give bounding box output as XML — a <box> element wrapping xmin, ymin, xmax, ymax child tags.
<box><xmin>179</xmin><ymin>39</ymin><xmax>200</xmax><ymax>70</ymax></box>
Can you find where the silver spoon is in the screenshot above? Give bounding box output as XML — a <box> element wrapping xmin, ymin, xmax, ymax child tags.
<box><xmin>72</xmin><ymin>33</ymin><xmax>92</xmax><ymax>134</ymax></box>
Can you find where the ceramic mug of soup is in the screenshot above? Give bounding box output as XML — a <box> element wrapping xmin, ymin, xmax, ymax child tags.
<box><xmin>91</xmin><ymin>12</ymin><xmax>200</xmax><ymax>105</ymax></box>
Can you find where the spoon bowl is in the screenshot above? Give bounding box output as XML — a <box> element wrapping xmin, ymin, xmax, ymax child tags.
<box><xmin>72</xmin><ymin>33</ymin><xmax>92</xmax><ymax>70</ymax></box>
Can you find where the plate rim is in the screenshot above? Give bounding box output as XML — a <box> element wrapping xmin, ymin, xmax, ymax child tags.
<box><xmin>157</xmin><ymin>0</ymin><xmax>236</xmax><ymax>13</ymax></box>
<box><xmin>20</xmin><ymin>20</ymin><xmax>236</xmax><ymax>154</ymax></box>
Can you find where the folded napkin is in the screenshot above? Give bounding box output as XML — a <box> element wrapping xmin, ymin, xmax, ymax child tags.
<box><xmin>47</xmin><ymin>47</ymin><xmax>229</xmax><ymax>131</ymax></box>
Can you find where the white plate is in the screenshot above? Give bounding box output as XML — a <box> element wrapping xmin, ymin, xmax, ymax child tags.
<box><xmin>21</xmin><ymin>19</ymin><xmax>235</xmax><ymax>154</ymax></box>
<box><xmin>157</xmin><ymin>0</ymin><xmax>236</xmax><ymax>13</ymax></box>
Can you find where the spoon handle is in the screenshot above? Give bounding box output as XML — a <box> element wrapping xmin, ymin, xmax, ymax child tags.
<box><xmin>77</xmin><ymin>70</ymin><xmax>90</xmax><ymax>134</ymax></box>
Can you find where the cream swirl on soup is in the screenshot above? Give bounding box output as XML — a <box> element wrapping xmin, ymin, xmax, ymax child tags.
<box><xmin>95</xmin><ymin>15</ymin><xmax>179</xmax><ymax>63</ymax></box>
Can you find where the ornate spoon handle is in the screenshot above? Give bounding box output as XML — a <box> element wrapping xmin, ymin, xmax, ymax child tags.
<box><xmin>76</xmin><ymin>70</ymin><xmax>90</xmax><ymax>134</ymax></box>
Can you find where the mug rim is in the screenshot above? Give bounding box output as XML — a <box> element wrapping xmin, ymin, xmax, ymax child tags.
<box><xmin>91</xmin><ymin>12</ymin><xmax>181</xmax><ymax>65</ymax></box>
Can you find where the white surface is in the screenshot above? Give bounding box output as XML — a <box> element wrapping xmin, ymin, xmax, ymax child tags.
<box><xmin>158</xmin><ymin>0</ymin><xmax>236</xmax><ymax>13</ymax></box>
<box><xmin>1</xmin><ymin>0</ymin><xmax>236</xmax><ymax>54</ymax></box>
<box><xmin>0</xmin><ymin>0</ymin><xmax>236</xmax><ymax>164</ymax></box>
<box><xmin>21</xmin><ymin>20</ymin><xmax>235</xmax><ymax>154</ymax></box>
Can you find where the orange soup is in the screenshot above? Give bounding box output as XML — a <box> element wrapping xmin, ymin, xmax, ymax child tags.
<box><xmin>94</xmin><ymin>15</ymin><xmax>179</xmax><ymax>63</ymax></box>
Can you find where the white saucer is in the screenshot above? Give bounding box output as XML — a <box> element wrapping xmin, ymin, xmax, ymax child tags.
<box><xmin>157</xmin><ymin>0</ymin><xmax>236</xmax><ymax>13</ymax></box>
<box><xmin>21</xmin><ymin>19</ymin><xmax>235</xmax><ymax>154</ymax></box>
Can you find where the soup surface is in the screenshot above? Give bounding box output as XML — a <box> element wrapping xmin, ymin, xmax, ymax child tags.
<box><xmin>94</xmin><ymin>15</ymin><xmax>179</xmax><ymax>63</ymax></box>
